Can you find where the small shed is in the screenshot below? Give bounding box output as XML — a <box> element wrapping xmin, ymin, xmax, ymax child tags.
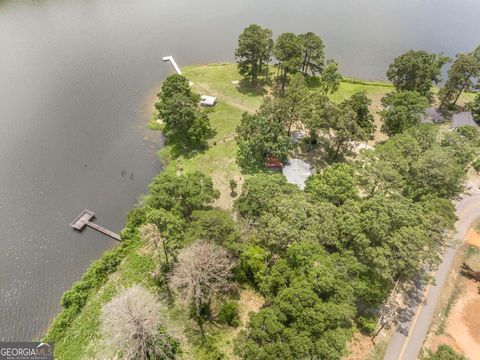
<box><xmin>452</xmin><ymin>111</ymin><xmax>477</xmax><ymax>129</ymax></box>
<box><xmin>200</xmin><ymin>95</ymin><xmax>217</xmax><ymax>107</ymax></box>
<box><xmin>265</xmin><ymin>155</ymin><xmax>282</xmax><ymax>171</ymax></box>
<box><xmin>282</xmin><ymin>158</ymin><xmax>312</xmax><ymax>190</ymax></box>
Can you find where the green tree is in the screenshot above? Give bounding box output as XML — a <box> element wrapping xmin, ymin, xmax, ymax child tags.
<box><xmin>318</xmin><ymin>59</ymin><xmax>342</xmax><ymax>95</ymax></box>
<box><xmin>298</xmin><ymin>32</ymin><xmax>325</xmax><ymax>75</ymax></box>
<box><xmin>305</xmin><ymin>163</ymin><xmax>358</xmax><ymax>206</ymax></box>
<box><xmin>274</xmin><ymin>32</ymin><xmax>303</xmax><ymax>92</ymax></box>
<box><xmin>155</xmin><ymin>74</ymin><xmax>215</xmax><ymax>149</ymax></box>
<box><xmin>234</xmin><ymin>173</ymin><xmax>297</xmax><ymax>218</ymax></box>
<box><xmin>236</xmin><ymin>242</ymin><xmax>357</xmax><ymax>360</ymax></box>
<box><xmin>259</xmin><ymin>73</ymin><xmax>308</xmax><ymax>136</ymax></box>
<box><xmin>146</xmin><ymin>207</ymin><xmax>186</xmax><ymax>267</ymax></box>
<box><xmin>302</xmin><ymin>91</ymin><xmax>335</xmax><ymax>146</ymax></box>
<box><xmin>467</xmin><ymin>93</ymin><xmax>480</xmax><ymax>121</ymax></box>
<box><xmin>148</xmin><ymin>171</ymin><xmax>220</xmax><ymax>218</ymax></box>
<box><xmin>236</xmin><ymin>112</ymin><xmax>292</xmax><ymax>171</ymax></box>
<box><xmin>409</xmin><ymin>147</ymin><xmax>464</xmax><ymax>199</ymax></box>
<box><xmin>235</xmin><ymin>24</ymin><xmax>274</xmax><ymax>85</ymax></box>
<box><xmin>386</xmin><ymin>50</ymin><xmax>449</xmax><ymax>97</ymax></box>
<box><xmin>439</xmin><ymin>46</ymin><xmax>480</xmax><ymax>109</ymax></box>
<box><xmin>329</xmin><ymin>105</ymin><xmax>368</xmax><ymax>158</ymax></box>
<box><xmin>256</xmin><ymin>192</ymin><xmax>338</xmax><ymax>250</ymax></box>
<box><xmin>344</xmin><ymin>91</ymin><xmax>376</xmax><ymax>141</ymax></box>
<box><xmin>380</xmin><ymin>91</ymin><xmax>429</xmax><ymax>136</ymax></box>
<box><xmin>186</xmin><ymin>209</ymin><xmax>240</xmax><ymax>248</ymax></box>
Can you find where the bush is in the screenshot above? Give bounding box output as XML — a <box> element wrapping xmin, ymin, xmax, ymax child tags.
<box><xmin>217</xmin><ymin>300</ymin><xmax>240</xmax><ymax>327</ymax></box>
<box><xmin>473</xmin><ymin>158</ymin><xmax>480</xmax><ymax>174</ymax></box>
<box><xmin>356</xmin><ymin>316</ymin><xmax>376</xmax><ymax>335</ymax></box>
<box><xmin>235</xmin><ymin>245</ymin><xmax>267</xmax><ymax>286</ymax></box>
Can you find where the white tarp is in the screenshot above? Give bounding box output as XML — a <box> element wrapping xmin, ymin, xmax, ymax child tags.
<box><xmin>283</xmin><ymin>158</ymin><xmax>312</xmax><ymax>190</ymax></box>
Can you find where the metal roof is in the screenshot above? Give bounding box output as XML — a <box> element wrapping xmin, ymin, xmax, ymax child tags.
<box><xmin>452</xmin><ymin>111</ymin><xmax>477</xmax><ymax>128</ymax></box>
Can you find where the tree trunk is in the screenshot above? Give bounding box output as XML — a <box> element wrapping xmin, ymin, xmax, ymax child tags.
<box><xmin>452</xmin><ymin>81</ymin><xmax>468</xmax><ymax>107</ymax></box>
<box><xmin>439</xmin><ymin>87</ymin><xmax>453</xmax><ymax>110</ymax></box>
<box><xmin>162</xmin><ymin>239</ymin><xmax>169</xmax><ymax>266</ymax></box>
<box><xmin>452</xmin><ymin>69</ymin><xmax>475</xmax><ymax>107</ymax></box>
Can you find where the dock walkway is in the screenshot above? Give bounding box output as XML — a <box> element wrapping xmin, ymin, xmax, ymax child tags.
<box><xmin>69</xmin><ymin>209</ymin><xmax>121</xmax><ymax>241</ymax></box>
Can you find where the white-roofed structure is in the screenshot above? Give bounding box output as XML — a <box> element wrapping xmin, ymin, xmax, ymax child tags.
<box><xmin>200</xmin><ymin>95</ymin><xmax>217</xmax><ymax>107</ymax></box>
<box><xmin>282</xmin><ymin>158</ymin><xmax>312</xmax><ymax>190</ymax></box>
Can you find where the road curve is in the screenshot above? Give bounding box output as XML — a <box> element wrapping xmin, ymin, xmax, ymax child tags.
<box><xmin>384</xmin><ymin>191</ymin><xmax>480</xmax><ymax>360</ymax></box>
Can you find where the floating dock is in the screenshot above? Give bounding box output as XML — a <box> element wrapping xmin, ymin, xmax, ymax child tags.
<box><xmin>69</xmin><ymin>209</ymin><xmax>121</xmax><ymax>241</ymax></box>
<box><xmin>162</xmin><ymin>56</ymin><xmax>182</xmax><ymax>75</ymax></box>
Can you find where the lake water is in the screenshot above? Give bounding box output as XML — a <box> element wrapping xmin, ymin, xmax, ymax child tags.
<box><xmin>1</xmin><ymin>0</ymin><xmax>479</xmax><ymax>341</ymax></box>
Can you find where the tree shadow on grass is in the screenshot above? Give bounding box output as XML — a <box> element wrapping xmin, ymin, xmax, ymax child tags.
<box><xmin>236</xmin><ymin>79</ymin><xmax>268</xmax><ymax>98</ymax></box>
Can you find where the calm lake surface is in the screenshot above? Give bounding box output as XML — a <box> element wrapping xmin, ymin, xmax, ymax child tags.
<box><xmin>1</xmin><ymin>0</ymin><xmax>479</xmax><ymax>341</ymax></box>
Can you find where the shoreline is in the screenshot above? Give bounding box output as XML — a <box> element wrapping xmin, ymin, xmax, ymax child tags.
<box><xmin>42</xmin><ymin>62</ymin><xmax>478</xmax><ymax>359</ymax></box>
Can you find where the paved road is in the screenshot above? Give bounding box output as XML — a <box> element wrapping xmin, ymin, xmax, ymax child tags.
<box><xmin>384</xmin><ymin>191</ymin><xmax>480</xmax><ymax>360</ymax></box>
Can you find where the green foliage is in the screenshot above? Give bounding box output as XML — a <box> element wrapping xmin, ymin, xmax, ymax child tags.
<box><xmin>255</xmin><ymin>192</ymin><xmax>338</xmax><ymax>251</ymax></box>
<box><xmin>236</xmin><ymin>245</ymin><xmax>268</xmax><ymax>286</ymax></box>
<box><xmin>423</xmin><ymin>345</ymin><xmax>467</xmax><ymax>360</ymax></box>
<box><xmin>356</xmin><ymin>316</ymin><xmax>376</xmax><ymax>335</ymax></box>
<box><xmin>187</xmin><ymin>209</ymin><xmax>240</xmax><ymax>248</ymax></box>
<box><xmin>235</xmin><ymin>174</ymin><xmax>297</xmax><ymax>218</ymax></box>
<box><xmin>439</xmin><ymin>46</ymin><xmax>480</xmax><ymax>109</ymax></box>
<box><xmin>318</xmin><ymin>59</ymin><xmax>342</xmax><ymax>95</ymax></box>
<box><xmin>386</xmin><ymin>50</ymin><xmax>449</xmax><ymax>97</ymax></box>
<box><xmin>217</xmin><ymin>300</ymin><xmax>240</xmax><ymax>327</ymax></box>
<box><xmin>409</xmin><ymin>148</ymin><xmax>464</xmax><ymax>199</ymax></box>
<box><xmin>236</xmin><ymin>112</ymin><xmax>292</xmax><ymax>171</ymax></box>
<box><xmin>155</xmin><ymin>74</ymin><xmax>215</xmax><ymax>149</ymax></box>
<box><xmin>302</xmin><ymin>91</ymin><xmax>334</xmax><ymax>143</ymax></box>
<box><xmin>344</xmin><ymin>91</ymin><xmax>376</xmax><ymax>140</ymax></box>
<box><xmin>44</xmin><ymin>225</ymin><xmax>142</xmax><ymax>343</ymax></box>
<box><xmin>380</xmin><ymin>91</ymin><xmax>429</xmax><ymax>136</ymax></box>
<box><xmin>305</xmin><ymin>163</ymin><xmax>358</xmax><ymax>206</ymax></box>
<box><xmin>148</xmin><ymin>171</ymin><xmax>220</xmax><ymax>218</ymax></box>
<box><xmin>467</xmin><ymin>93</ymin><xmax>480</xmax><ymax>121</ymax></box>
<box><xmin>298</xmin><ymin>32</ymin><xmax>325</xmax><ymax>75</ymax></box>
<box><xmin>237</xmin><ymin>242</ymin><xmax>357</xmax><ymax>360</ymax></box>
<box><xmin>274</xmin><ymin>32</ymin><xmax>303</xmax><ymax>91</ymax></box>
<box><xmin>235</xmin><ymin>24</ymin><xmax>274</xmax><ymax>84</ymax></box>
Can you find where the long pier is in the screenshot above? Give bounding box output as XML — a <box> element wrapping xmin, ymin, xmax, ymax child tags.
<box><xmin>69</xmin><ymin>209</ymin><xmax>121</xmax><ymax>241</ymax></box>
<box><xmin>162</xmin><ymin>56</ymin><xmax>182</xmax><ymax>75</ymax></box>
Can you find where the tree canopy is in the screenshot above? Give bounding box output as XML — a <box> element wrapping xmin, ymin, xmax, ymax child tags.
<box><xmin>236</xmin><ymin>111</ymin><xmax>292</xmax><ymax>171</ymax></box>
<box><xmin>235</xmin><ymin>24</ymin><xmax>274</xmax><ymax>84</ymax></box>
<box><xmin>380</xmin><ymin>91</ymin><xmax>429</xmax><ymax>136</ymax></box>
<box><xmin>274</xmin><ymin>32</ymin><xmax>303</xmax><ymax>92</ymax></box>
<box><xmin>155</xmin><ymin>74</ymin><xmax>215</xmax><ymax>149</ymax></box>
<box><xmin>386</xmin><ymin>50</ymin><xmax>449</xmax><ymax>97</ymax></box>
<box><xmin>298</xmin><ymin>32</ymin><xmax>325</xmax><ymax>75</ymax></box>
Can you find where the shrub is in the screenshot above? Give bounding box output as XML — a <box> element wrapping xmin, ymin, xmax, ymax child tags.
<box><xmin>356</xmin><ymin>316</ymin><xmax>376</xmax><ymax>335</ymax></box>
<box><xmin>218</xmin><ymin>300</ymin><xmax>240</xmax><ymax>327</ymax></box>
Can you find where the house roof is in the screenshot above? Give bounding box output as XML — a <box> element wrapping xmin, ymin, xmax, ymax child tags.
<box><xmin>422</xmin><ymin>107</ymin><xmax>444</xmax><ymax>124</ymax></box>
<box><xmin>452</xmin><ymin>111</ymin><xmax>477</xmax><ymax>128</ymax></box>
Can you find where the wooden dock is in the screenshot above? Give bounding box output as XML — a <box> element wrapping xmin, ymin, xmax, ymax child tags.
<box><xmin>69</xmin><ymin>209</ymin><xmax>121</xmax><ymax>241</ymax></box>
<box><xmin>162</xmin><ymin>56</ymin><xmax>182</xmax><ymax>75</ymax></box>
